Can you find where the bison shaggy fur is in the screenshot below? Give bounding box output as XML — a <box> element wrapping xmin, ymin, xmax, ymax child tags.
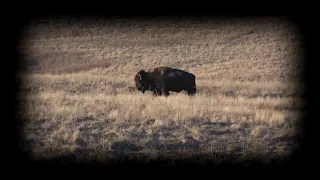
<box><xmin>134</xmin><ymin>66</ymin><xmax>197</xmax><ymax>96</ymax></box>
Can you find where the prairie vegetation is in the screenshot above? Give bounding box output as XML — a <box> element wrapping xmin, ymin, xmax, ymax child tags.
<box><xmin>17</xmin><ymin>17</ymin><xmax>305</xmax><ymax>164</ymax></box>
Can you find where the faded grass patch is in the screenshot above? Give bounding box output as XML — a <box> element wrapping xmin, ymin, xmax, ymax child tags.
<box><xmin>18</xmin><ymin>18</ymin><xmax>304</xmax><ymax>163</ymax></box>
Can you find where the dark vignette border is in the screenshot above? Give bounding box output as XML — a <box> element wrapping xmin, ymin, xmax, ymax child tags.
<box><xmin>7</xmin><ymin>10</ymin><xmax>313</xmax><ymax>178</ymax></box>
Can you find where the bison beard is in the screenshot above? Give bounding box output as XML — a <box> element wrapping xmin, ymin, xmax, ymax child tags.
<box><xmin>134</xmin><ymin>67</ymin><xmax>197</xmax><ymax>97</ymax></box>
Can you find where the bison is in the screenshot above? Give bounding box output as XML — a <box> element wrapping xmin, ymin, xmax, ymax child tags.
<box><xmin>134</xmin><ymin>66</ymin><xmax>197</xmax><ymax>96</ymax></box>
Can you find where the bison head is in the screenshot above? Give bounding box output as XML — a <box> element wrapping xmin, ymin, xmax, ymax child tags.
<box><xmin>134</xmin><ymin>69</ymin><xmax>149</xmax><ymax>93</ymax></box>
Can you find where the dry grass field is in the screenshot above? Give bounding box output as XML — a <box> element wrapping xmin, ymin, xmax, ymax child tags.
<box><xmin>17</xmin><ymin>17</ymin><xmax>305</xmax><ymax>164</ymax></box>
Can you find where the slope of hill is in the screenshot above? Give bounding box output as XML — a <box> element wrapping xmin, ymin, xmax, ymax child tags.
<box><xmin>17</xmin><ymin>17</ymin><xmax>305</xmax><ymax>164</ymax></box>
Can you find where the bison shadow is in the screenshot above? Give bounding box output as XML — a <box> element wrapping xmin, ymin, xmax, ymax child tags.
<box><xmin>223</xmin><ymin>91</ymin><xmax>304</xmax><ymax>99</ymax></box>
<box><xmin>206</xmin><ymin>129</ymin><xmax>233</xmax><ymax>136</ymax></box>
<box><xmin>111</xmin><ymin>140</ymin><xmax>144</xmax><ymax>152</ymax></box>
<box><xmin>248</xmin><ymin>92</ymin><xmax>299</xmax><ymax>99</ymax></box>
<box><xmin>224</xmin><ymin>90</ymin><xmax>236</xmax><ymax>97</ymax></box>
<box><xmin>186</xmin><ymin>116</ymin><xmax>234</xmax><ymax>127</ymax></box>
<box><xmin>274</xmin><ymin>105</ymin><xmax>304</xmax><ymax>111</ymax></box>
<box><xmin>202</xmin><ymin>121</ymin><xmax>233</xmax><ymax>127</ymax></box>
<box><xmin>145</xmin><ymin>137</ymin><xmax>201</xmax><ymax>151</ymax></box>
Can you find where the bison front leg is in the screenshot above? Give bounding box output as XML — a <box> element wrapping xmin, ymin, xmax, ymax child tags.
<box><xmin>152</xmin><ymin>89</ymin><xmax>161</xmax><ymax>96</ymax></box>
<box><xmin>161</xmin><ymin>84</ymin><xmax>169</xmax><ymax>97</ymax></box>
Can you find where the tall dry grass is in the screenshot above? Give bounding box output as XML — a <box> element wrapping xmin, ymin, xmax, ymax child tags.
<box><xmin>17</xmin><ymin>17</ymin><xmax>304</xmax><ymax>163</ymax></box>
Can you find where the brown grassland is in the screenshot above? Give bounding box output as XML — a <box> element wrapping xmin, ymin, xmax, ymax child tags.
<box><xmin>17</xmin><ymin>17</ymin><xmax>305</xmax><ymax>164</ymax></box>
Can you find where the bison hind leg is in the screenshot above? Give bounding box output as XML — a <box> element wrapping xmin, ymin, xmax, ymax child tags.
<box><xmin>162</xmin><ymin>89</ymin><xmax>169</xmax><ymax>97</ymax></box>
<box><xmin>161</xmin><ymin>86</ymin><xmax>170</xmax><ymax>97</ymax></box>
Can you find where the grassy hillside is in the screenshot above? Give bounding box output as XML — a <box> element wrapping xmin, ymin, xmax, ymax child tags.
<box><xmin>17</xmin><ymin>17</ymin><xmax>305</xmax><ymax>164</ymax></box>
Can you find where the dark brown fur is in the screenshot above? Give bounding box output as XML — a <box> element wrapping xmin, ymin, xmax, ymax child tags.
<box><xmin>134</xmin><ymin>66</ymin><xmax>197</xmax><ymax>96</ymax></box>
